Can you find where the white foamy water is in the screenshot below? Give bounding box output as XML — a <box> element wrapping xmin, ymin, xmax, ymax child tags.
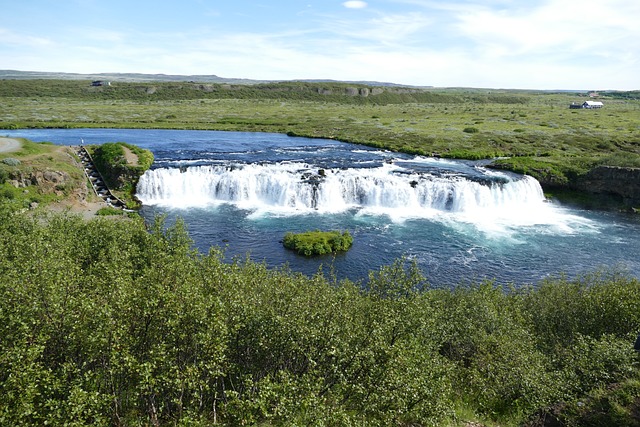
<box><xmin>138</xmin><ymin>163</ymin><xmax>538</xmax><ymax>208</ymax></box>
<box><xmin>135</xmin><ymin>161</ymin><xmax>592</xmax><ymax>234</ymax></box>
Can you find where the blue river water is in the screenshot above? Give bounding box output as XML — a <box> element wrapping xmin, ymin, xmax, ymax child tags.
<box><xmin>4</xmin><ymin>128</ymin><xmax>640</xmax><ymax>287</ymax></box>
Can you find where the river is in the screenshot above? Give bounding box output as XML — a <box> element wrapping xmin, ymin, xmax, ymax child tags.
<box><xmin>4</xmin><ymin>128</ymin><xmax>640</xmax><ymax>286</ymax></box>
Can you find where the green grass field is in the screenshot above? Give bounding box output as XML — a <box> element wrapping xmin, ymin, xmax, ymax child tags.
<box><xmin>1</xmin><ymin>79</ymin><xmax>639</xmax><ymax>188</ymax></box>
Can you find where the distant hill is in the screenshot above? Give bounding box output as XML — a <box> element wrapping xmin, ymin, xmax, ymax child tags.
<box><xmin>0</xmin><ymin>70</ymin><xmax>422</xmax><ymax>88</ymax></box>
<box><xmin>0</xmin><ymin>70</ymin><xmax>264</xmax><ymax>85</ymax></box>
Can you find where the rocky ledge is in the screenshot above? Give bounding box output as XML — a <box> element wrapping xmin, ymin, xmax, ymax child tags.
<box><xmin>575</xmin><ymin>166</ymin><xmax>640</xmax><ymax>207</ymax></box>
<box><xmin>9</xmin><ymin>169</ymin><xmax>72</xmax><ymax>194</ymax></box>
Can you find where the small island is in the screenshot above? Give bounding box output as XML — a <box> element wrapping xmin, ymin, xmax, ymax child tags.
<box><xmin>88</xmin><ymin>141</ymin><xmax>154</xmax><ymax>209</ymax></box>
<box><xmin>283</xmin><ymin>230</ymin><xmax>353</xmax><ymax>256</ymax></box>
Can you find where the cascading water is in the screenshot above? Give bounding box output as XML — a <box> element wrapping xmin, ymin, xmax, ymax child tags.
<box><xmin>5</xmin><ymin>128</ymin><xmax>638</xmax><ymax>286</ymax></box>
<box><xmin>136</xmin><ymin>162</ymin><xmax>546</xmax><ymax>218</ymax></box>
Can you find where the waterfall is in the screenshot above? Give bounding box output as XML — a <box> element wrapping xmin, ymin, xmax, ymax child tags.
<box><xmin>137</xmin><ymin>162</ymin><xmax>546</xmax><ymax>217</ymax></box>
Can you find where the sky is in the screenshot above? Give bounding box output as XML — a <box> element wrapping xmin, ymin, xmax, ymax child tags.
<box><xmin>1</xmin><ymin>0</ymin><xmax>638</xmax><ymax>90</ymax></box>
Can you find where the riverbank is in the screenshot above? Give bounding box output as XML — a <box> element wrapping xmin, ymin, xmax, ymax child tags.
<box><xmin>0</xmin><ymin>137</ymin><xmax>120</xmax><ymax>218</ymax></box>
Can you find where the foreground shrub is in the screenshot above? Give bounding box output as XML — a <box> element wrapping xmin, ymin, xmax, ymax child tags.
<box><xmin>96</xmin><ymin>206</ymin><xmax>124</xmax><ymax>216</ymax></box>
<box><xmin>1</xmin><ymin>157</ymin><xmax>20</xmax><ymax>166</ymax></box>
<box><xmin>0</xmin><ymin>166</ymin><xmax>8</xmax><ymax>184</ymax></box>
<box><xmin>0</xmin><ymin>210</ymin><xmax>638</xmax><ymax>426</ymax></box>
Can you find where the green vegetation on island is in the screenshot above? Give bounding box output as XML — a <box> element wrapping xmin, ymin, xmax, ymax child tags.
<box><xmin>283</xmin><ymin>229</ymin><xmax>353</xmax><ymax>256</ymax></box>
<box><xmin>0</xmin><ymin>210</ymin><xmax>639</xmax><ymax>426</ymax></box>
<box><xmin>88</xmin><ymin>141</ymin><xmax>154</xmax><ymax>208</ymax></box>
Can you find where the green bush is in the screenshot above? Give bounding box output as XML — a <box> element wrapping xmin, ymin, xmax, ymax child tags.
<box><xmin>0</xmin><ymin>166</ymin><xmax>8</xmax><ymax>184</ymax></box>
<box><xmin>92</xmin><ymin>142</ymin><xmax>154</xmax><ymax>181</ymax></box>
<box><xmin>283</xmin><ymin>229</ymin><xmax>353</xmax><ymax>256</ymax></box>
<box><xmin>463</xmin><ymin>126</ymin><xmax>479</xmax><ymax>133</ymax></box>
<box><xmin>0</xmin><ymin>212</ymin><xmax>639</xmax><ymax>425</ymax></box>
<box><xmin>490</xmin><ymin>157</ymin><xmax>582</xmax><ymax>185</ymax></box>
<box><xmin>96</xmin><ymin>206</ymin><xmax>123</xmax><ymax>216</ymax></box>
<box><xmin>0</xmin><ymin>123</ymin><xmax>21</xmax><ymax>129</ymax></box>
<box><xmin>0</xmin><ymin>185</ymin><xmax>17</xmax><ymax>199</ymax></box>
<box><xmin>597</xmin><ymin>152</ymin><xmax>640</xmax><ymax>168</ymax></box>
<box><xmin>1</xmin><ymin>157</ymin><xmax>21</xmax><ymax>166</ymax></box>
<box><xmin>89</xmin><ymin>142</ymin><xmax>153</xmax><ymax>208</ymax></box>
<box><xmin>92</xmin><ymin>142</ymin><xmax>125</xmax><ymax>168</ymax></box>
<box><xmin>565</xmin><ymin>378</ymin><xmax>640</xmax><ymax>426</ymax></box>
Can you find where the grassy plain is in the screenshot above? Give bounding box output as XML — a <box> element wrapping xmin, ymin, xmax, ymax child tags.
<box><xmin>1</xmin><ymin>80</ymin><xmax>639</xmax><ymax>188</ymax></box>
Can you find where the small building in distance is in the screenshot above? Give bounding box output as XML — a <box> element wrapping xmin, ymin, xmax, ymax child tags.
<box><xmin>583</xmin><ymin>100</ymin><xmax>603</xmax><ymax>108</ymax></box>
<box><xmin>569</xmin><ymin>101</ymin><xmax>603</xmax><ymax>109</ymax></box>
<box><xmin>91</xmin><ymin>80</ymin><xmax>111</xmax><ymax>87</ymax></box>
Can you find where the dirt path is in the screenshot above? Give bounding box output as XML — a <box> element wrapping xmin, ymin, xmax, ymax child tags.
<box><xmin>0</xmin><ymin>137</ymin><xmax>22</xmax><ymax>153</ymax></box>
<box><xmin>45</xmin><ymin>199</ymin><xmax>108</xmax><ymax>220</ymax></box>
<box><xmin>122</xmin><ymin>145</ymin><xmax>139</xmax><ymax>166</ymax></box>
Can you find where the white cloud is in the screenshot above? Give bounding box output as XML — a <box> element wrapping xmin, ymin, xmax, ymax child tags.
<box><xmin>317</xmin><ymin>12</ymin><xmax>432</xmax><ymax>47</ymax></box>
<box><xmin>10</xmin><ymin>27</ymin><xmax>635</xmax><ymax>89</ymax></box>
<box><xmin>367</xmin><ymin>12</ymin><xmax>432</xmax><ymax>43</ymax></box>
<box><xmin>454</xmin><ymin>0</ymin><xmax>640</xmax><ymax>59</ymax></box>
<box><xmin>80</xmin><ymin>28</ymin><xmax>128</xmax><ymax>44</ymax></box>
<box><xmin>0</xmin><ymin>28</ymin><xmax>54</xmax><ymax>48</ymax></box>
<box><xmin>343</xmin><ymin>1</ymin><xmax>368</xmax><ymax>9</ymax></box>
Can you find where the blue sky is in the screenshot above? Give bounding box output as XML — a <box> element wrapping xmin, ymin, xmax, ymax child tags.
<box><xmin>1</xmin><ymin>0</ymin><xmax>638</xmax><ymax>89</ymax></box>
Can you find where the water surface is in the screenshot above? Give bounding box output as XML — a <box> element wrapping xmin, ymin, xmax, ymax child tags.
<box><xmin>5</xmin><ymin>128</ymin><xmax>639</xmax><ymax>286</ymax></box>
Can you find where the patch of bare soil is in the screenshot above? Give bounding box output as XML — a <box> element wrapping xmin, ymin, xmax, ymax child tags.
<box><xmin>122</xmin><ymin>145</ymin><xmax>139</xmax><ymax>166</ymax></box>
<box><xmin>44</xmin><ymin>198</ymin><xmax>107</xmax><ymax>220</ymax></box>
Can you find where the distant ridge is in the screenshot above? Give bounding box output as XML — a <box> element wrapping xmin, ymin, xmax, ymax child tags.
<box><xmin>0</xmin><ymin>70</ymin><xmax>265</xmax><ymax>85</ymax></box>
<box><xmin>0</xmin><ymin>70</ymin><xmax>424</xmax><ymax>88</ymax></box>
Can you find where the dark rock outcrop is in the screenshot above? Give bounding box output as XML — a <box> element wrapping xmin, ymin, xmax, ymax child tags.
<box><xmin>575</xmin><ymin>166</ymin><xmax>640</xmax><ymax>206</ymax></box>
<box><xmin>9</xmin><ymin>169</ymin><xmax>71</xmax><ymax>194</ymax></box>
